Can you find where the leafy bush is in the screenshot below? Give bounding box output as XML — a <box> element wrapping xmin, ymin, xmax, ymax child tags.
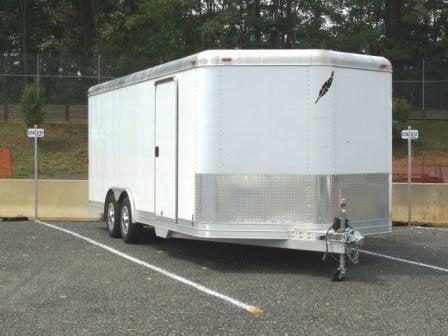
<box><xmin>392</xmin><ymin>98</ymin><xmax>411</xmax><ymax>142</ymax></box>
<box><xmin>20</xmin><ymin>81</ymin><xmax>46</xmax><ymax>127</ymax></box>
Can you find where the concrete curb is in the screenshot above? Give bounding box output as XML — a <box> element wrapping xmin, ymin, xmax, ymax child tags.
<box><xmin>0</xmin><ymin>179</ymin><xmax>100</xmax><ymax>221</ymax></box>
<box><xmin>392</xmin><ymin>183</ymin><xmax>448</xmax><ymax>226</ymax></box>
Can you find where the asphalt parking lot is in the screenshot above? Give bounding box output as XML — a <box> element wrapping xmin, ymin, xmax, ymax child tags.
<box><xmin>1</xmin><ymin>221</ymin><xmax>447</xmax><ymax>335</ymax></box>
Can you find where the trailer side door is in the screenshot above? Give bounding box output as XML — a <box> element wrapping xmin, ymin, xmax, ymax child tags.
<box><xmin>154</xmin><ymin>79</ymin><xmax>178</xmax><ymax>221</ymax></box>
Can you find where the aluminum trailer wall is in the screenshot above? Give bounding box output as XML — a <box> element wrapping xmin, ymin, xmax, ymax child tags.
<box><xmin>88</xmin><ymin>50</ymin><xmax>392</xmax><ymax>259</ymax></box>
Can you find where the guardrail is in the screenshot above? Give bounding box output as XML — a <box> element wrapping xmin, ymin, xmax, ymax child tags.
<box><xmin>0</xmin><ymin>179</ymin><xmax>97</xmax><ymax>221</ymax></box>
<box><xmin>392</xmin><ymin>183</ymin><xmax>448</xmax><ymax>226</ymax></box>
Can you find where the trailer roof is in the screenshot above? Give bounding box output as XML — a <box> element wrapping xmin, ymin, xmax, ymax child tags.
<box><xmin>88</xmin><ymin>49</ymin><xmax>392</xmax><ymax>96</ymax></box>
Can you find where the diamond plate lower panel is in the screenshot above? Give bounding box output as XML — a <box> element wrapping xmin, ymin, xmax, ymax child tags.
<box><xmin>195</xmin><ymin>174</ymin><xmax>389</xmax><ymax>225</ymax></box>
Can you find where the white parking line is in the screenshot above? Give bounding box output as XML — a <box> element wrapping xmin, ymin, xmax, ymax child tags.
<box><xmin>35</xmin><ymin>220</ymin><xmax>263</xmax><ymax>316</ymax></box>
<box><xmin>360</xmin><ymin>250</ymin><xmax>448</xmax><ymax>273</ymax></box>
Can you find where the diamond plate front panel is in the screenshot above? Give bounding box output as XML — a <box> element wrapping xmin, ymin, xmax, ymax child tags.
<box><xmin>195</xmin><ymin>174</ymin><xmax>389</xmax><ymax>225</ymax></box>
<box><xmin>328</xmin><ymin>174</ymin><xmax>390</xmax><ymax>222</ymax></box>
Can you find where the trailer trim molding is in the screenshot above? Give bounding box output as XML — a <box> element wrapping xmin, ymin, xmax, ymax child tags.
<box><xmin>89</xmin><ymin>201</ymin><xmax>390</xmax><ymax>241</ymax></box>
<box><xmin>88</xmin><ymin>49</ymin><xmax>392</xmax><ymax>97</ymax></box>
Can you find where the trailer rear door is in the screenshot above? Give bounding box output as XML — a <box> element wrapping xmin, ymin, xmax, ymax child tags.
<box><xmin>154</xmin><ymin>79</ymin><xmax>178</xmax><ymax>221</ymax></box>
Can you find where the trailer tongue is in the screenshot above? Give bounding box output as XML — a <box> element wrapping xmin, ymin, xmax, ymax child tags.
<box><xmin>319</xmin><ymin>197</ymin><xmax>364</xmax><ymax>281</ymax></box>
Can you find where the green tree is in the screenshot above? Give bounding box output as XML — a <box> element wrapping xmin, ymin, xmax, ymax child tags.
<box><xmin>20</xmin><ymin>81</ymin><xmax>46</xmax><ymax>127</ymax></box>
<box><xmin>392</xmin><ymin>98</ymin><xmax>411</xmax><ymax>142</ymax></box>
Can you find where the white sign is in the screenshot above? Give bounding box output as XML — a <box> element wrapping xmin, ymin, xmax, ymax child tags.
<box><xmin>27</xmin><ymin>128</ymin><xmax>45</xmax><ymax>138</ymax></box>
<box><xmin>401</xmin><ymin>129</ymin><xmax>418</xmax><ymax>140</ymax></box>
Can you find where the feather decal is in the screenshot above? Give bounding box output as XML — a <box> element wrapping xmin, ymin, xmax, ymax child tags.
<box><xmin>315</xmin><ymin>71</ymin><xmax>334</xmax><ymax>104</ymax></box>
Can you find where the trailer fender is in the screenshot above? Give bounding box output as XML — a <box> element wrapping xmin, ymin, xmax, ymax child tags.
<box><xmin>108</xmin><ymin>187</ymin><xmax>138</xmax><ymax>224</ymax></box>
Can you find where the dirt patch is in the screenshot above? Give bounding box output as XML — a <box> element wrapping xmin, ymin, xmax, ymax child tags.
<box><xmin>393</xmin><ymin>154</ymin><xmax>448</xmax><ymax>168</ymax></box>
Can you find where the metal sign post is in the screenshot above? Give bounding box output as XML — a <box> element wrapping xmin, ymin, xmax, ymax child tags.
<box><xmin>401</xmin><ymin>126</ymin><xmax>419</xmax><ymax>227</ymax></box>
<box><xmin>27</xmin><ymin>125</ymin><xmax>45</xmax><ymax>219</ymax></box>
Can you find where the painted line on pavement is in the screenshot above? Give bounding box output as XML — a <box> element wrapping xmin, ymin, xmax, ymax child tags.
<box><xmin>35</xmin><ymin>220</ymin><xmax>263</xmax><ymax>316</ymax></box>
<box><xmin>360</xmin><ymin>250</ymin><xmax>448</xmax><ymax>273</ymax></box>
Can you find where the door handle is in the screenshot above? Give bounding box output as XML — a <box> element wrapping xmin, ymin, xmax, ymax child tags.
<box><xmin>155</xmin><ymin>146</ymin><xmax>159</xmax><ymax>157</ymax></box>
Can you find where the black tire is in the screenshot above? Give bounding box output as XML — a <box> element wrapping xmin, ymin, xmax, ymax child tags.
<box><xmin>104</xmin><ymin>193</ymin><xmax>121</xmax><ymax>238</ymax></box>
<box><xmin>119</xmin><ymin>196</ymin><xmax>140</xmax><ymax>243</ymax></box>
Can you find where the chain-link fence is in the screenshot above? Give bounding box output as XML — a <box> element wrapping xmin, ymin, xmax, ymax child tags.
<box><xmin>393</xmin><ymin>58</ymin><xmax>448</xmax><ymax>119</ymax></box>
<box><xmin>0</xmin><ymin>53</ymin><xmax>447</xmax><ymax>140</ymax></box>
<box><xmin>0</xmin><ymin>54</ymin><xmax>161</xmax><ymax>178</ymax></box>
<box><xmin>0</xmin><ymin>53</ymin><xmax>157</xmax><ymax>122</ymax></box>
<box><xmin>391</xmin><ymin>58</ymin><xmax>448</xmax><ymax>182</ymax></box>
<box><xmin>1</xmin><ymin>54</ymin><xmax>447</xmax><ymax>121</ymax></box>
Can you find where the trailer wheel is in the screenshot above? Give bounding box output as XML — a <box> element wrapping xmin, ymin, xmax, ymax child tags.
<box><xmin>119</xmin><ymin>196</ymin><xmax>140</xmax><ymax>243</ymax></box>
<box><xmin>105</xmin><ymin>193</ymin><xmax>121</xmax><ymax>238</ymax></box>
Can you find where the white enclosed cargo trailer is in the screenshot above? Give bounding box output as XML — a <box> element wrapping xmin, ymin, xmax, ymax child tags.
<box><xmin>88</xmin><ymin>49</ymin><xmax>392</xmax><ymax>280</ymax></box>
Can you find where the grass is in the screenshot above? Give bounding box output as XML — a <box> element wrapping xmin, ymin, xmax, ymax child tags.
<box><xmin>0</xmin><ymin>121</ymin><xmax>87</xmax><ymax>179</ymax></box>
